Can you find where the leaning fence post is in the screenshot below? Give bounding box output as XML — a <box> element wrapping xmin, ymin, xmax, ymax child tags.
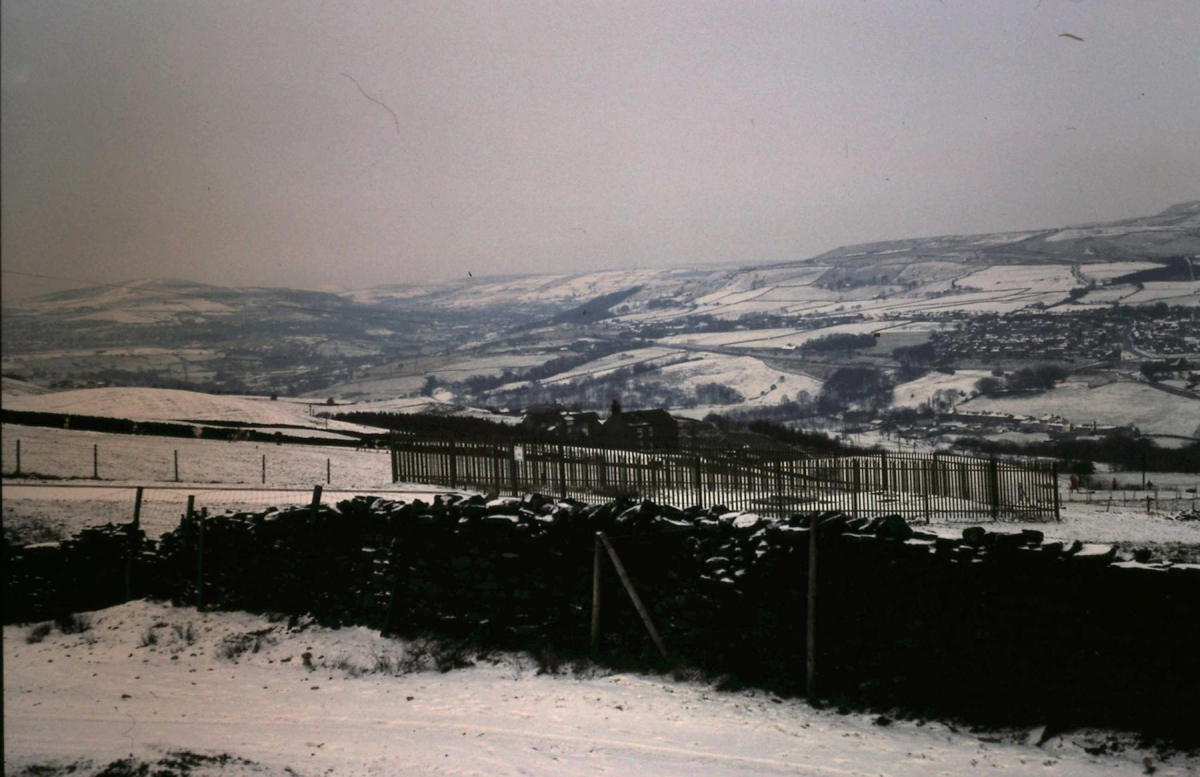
<box><xmin>124</xmin><ymin>486</ymin><xmax>144</xmax><ymax>601</ymax></box>
<box><xmin>591</xmin><ymin>534</ymin><xmax>603</xmax><ymax>657</ymax></box>
<box><xmin>598</xmin><ymin>532</ymin><xmax>669</xmax><ymax>661</ymax></box>
<box><xmin>310</xmin><ymin>484</ymin><xmax>323</xmax><ymax>520</ymax></box>
<box><xmin>806</xmin><ymin>512</ymin><xmax>819</xmax><ymax>700</ymax></box>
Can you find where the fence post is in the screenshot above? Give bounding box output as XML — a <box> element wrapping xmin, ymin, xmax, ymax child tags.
<box><xmin>196</xmin><ymin>507</ymin><xmax>206</xmax><ymax>611</ymax></box>
<box><xmin>183</xmin><ymin>494</ymin><xmax>195</xmax><ymax>590</ymax></box>
<box><xmin>327</xmin><ymin>458</ymin><xmax>331</xmax><ymax>485</ymax></box>
<box><xmin>310</xmin><ymin>484</ymin><xmax>323</xmax><ymax>519</ymax></box>
<box><xmin>922</xmin><ymin>462</ymin><xmax>931</xmax><ymax>523</ymax></box>
<box><xmin>880</xmin><ymin>451</ymin><xmax>889</xmax><ymax>492</ymax></box>
<box><xmin>598</xmin><ymin>532</ymin><xmax>669</xmax><ymax>661</ymax></box>
<box><xmin>591</xmin><ymin>534</ymin><xmax>602</xmax><ymax>656</ymax></box>
<box><xmin>174</xmin><ymin>450</ymin><xmax>180</xmax><ymax>482</ymax></box>
<box><xmin>774</xmin><ymin>458</ymin><xmax>785</xmax><ymax>519</ymax></box>
<box><xmin>694</xmin><ymin>455</ymin><xmax>704</xmax><ymax>507</ymax></box>
<box><xmin>1052</xmin><ymin>461</ymin><xmax>1061</xmax><ymax>522</ymax></box>
<box><xmin>988</xmin><ymin>458</ymin><xmax>1001</xmax><ymax>521</ymax></box>
<box><xmin>509</xmin><ymin>444</ymin><xmax>519</xmax><ymax>497</ymax></box>
<box><xmin>93</xmin><ymin>444</ymin><xmax>99</xmax><ymax>479</ymax></box>
<box><xmin>558</xmin><ymin>444</ymin><xmax>567</xmax><ymax>500</ymax></box>
<box><xmin>806</xmin><ymin>512</ymin><xmax>819</xmax><ymax>700</ymax></box>
<box><xmin>851</xmin><ymin>459</ymin><xmax>861</xmax><ymax>518</ymax></box>
<box><xmin>124</xmin><ymin>486</ymin><xmax>144</xmax><ymax>601</ymax></box>
<box><xmin>449</xmin><ymin>439</ymin><xmax>458</xmax><ymax>489</ymax></box>
<box><xmin>391</xmin><ymin>443</ymin><xmax>400</xmax><ymax>483</ymax></box>
<box><xmin>15</xmin><ymin>439</ymin><xmax>21</xmax><ymax>475</ymax></box>
<box><xmin>261</xmin><ymin>454</ymin><xmax>266</xmax><ymax>485</ymax></box>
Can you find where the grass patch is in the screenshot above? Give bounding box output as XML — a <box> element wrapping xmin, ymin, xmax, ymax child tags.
<box><xmin>26</xmin><ymin>622</ymin><xmax>53</xmax><ymax>644</ymax></box>
<box><xmin>53</xmin><ymin>612</ymin><xmax>92</xmax><ymax>635</ymax></box>
<box><xmin>215</xmin><ymin>629</ymin><xmax>276</xmax><ymax>661</ymax></box>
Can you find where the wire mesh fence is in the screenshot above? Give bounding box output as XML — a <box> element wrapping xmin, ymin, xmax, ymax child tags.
<box><xmin>390</xmin><ymin>438</ymin><xmax>1062</xmax><ymax>522</ymax></box>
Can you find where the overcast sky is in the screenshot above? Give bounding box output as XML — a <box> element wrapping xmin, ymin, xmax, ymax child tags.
<box><xmin>3</xmin><ymin>1</ymin><xmax>1198</xmax><ymax>299</ymax></box>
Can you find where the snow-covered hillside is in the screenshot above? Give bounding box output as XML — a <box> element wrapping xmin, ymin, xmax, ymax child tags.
<box><xmin>3</xmin><ymin>387</ymin><xmax>377</xmax><ymax>434</ymax></box>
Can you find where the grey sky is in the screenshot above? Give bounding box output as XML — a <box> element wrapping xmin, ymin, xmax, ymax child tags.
<box><xmin>3</xmin><ymin>0</ymin><xmax>1198</xmax><ymax>300</ymax></box>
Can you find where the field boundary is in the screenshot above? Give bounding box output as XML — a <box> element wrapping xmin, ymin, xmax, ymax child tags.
<box><xmin>390</xmin><ymin>437</ymin><xmax>1059</xmax><ymax>522</ymax></box>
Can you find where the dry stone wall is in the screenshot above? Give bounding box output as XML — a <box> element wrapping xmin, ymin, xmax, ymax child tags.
<box><xmin>4</xmin><ymin>493</ymin><xmax>1198</xmax><ymax>742</ymax></box>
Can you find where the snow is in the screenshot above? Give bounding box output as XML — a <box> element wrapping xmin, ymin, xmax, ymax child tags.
<box><xmin>1079</xmin><ymin>262</ymin><xmax>1163</xmax><ymax>281</ymax></box>
<box><xmin>4</xmin><ymin>387</ymin><xmax>380</xmax><ymax>434</ymax></box>
<box><xmin>1</xmin><ymin>484</ymin><xmax>469</xmax><ymax>542</ymax></box>
<box><xmin>1</xmin><ymin>424</ymin><xmax>397</xmax><ymax>488</ymax></box>
<box><xmin>654</xmin><ymin>354</ymin><xmax>823</xmax><ymax>406</ymax></box>
<box><xmin>960</xmin><ymin>381</ymin><xmax>1200</xmax><ymax>438</ymax></box>
<box><xmin>5</xmin><ymin>600</ymin><xmax>1190</xmax><ymax>776</ymax></box>
<box><xmin>658</xmin><ymin>322</ymin><xmax>882</xmax><ymax>350</ymax></box>
<box><xmin>893</xmin><ymin>371</ymin><xmax>993</xmax><ymax>409</ymax></box>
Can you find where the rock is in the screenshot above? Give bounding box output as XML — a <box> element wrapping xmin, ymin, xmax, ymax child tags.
<box><xmin>873</xmin><ymin>514</ymin><xmax>912</xmax><ymax>541</ymax></box>
<box><xmin>732</xmin><ymin>514</ymin><xmax>763</xmax><ymax>532</ymax></box>
<box><xmin>962</xmin><ymin>526</ymin><xmax>988</xmax><ymax>546</ymax></box>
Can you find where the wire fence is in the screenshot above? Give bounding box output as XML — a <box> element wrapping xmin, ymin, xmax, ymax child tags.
<box><xmin>390</xmin><ymin>438</ymin><xmax>1061</xmax><ymax>522</ymax></box>
<box><xmin>0</xmin><ymin>429</ymin><xmax>392</xmax><ymax>487</ymax></box>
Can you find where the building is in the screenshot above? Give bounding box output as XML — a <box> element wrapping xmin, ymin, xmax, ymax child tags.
<box><xmin>600</xmin><ymin>408</ymin><xmax>679</xmax><ymax>449</ymax></box>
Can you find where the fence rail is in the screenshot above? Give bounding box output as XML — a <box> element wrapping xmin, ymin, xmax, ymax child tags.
<box><xmin>391</xmin><ymin>438</ymin><xmax>1060</xmax><ymax>522</ymax></box>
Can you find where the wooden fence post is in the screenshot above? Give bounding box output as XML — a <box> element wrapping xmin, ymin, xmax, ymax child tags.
<box><xmin>449</xmin><ymin>439</ymin><xmax>458</xmax><ymax>489</ymax></box>
<box><xmin>591</xmin><ymin>534</ymin><xmax>602</xmax><ymax>656</ymax></box>
<box><xmin>16</xmin><ymin>439</ymin><xmax>21</xmax><ymax>475</ymax></box>
<box><xmin>922</xmin><ymin>462</ymin><xmax>931</xmax><ymax>523</ymax></box>
<box><xmin>196</xmin><ymin>507</ymin><xmax>206</xmax><ymax>611</ymax></box>
<box><xmin>806</xmin><ymin>512</ymin><xmax>819</xmax><ymax>699</ymax></box>
<box><xmin>880</xmin><ymin>451</ymin><xmax>889</xmax><ymax>492</ymax></box>
<box><xmin>310</xmin><ymin>485</ymin><xmax>323</xmax><ymax>520</ymax></box>
<box><xmin>598</xmin><ymin>532</ymin><xmax>669</xmax><ymax>661</ymax></box>
<box><xmin>694</xmin><ymin>455</ymin><xmax>704</xmax><ymax>507</ymax></box>
<box><xmin>509</xmin><ymin>444</ymin><xmax>519</xmax><ymax>497</ymax></box>
<box><xmin>327</xmin><ymin>458</ymin><xmax>331</xmax><ymax>485</ymax></box>
<box><xmin>183</xmin><ymin>494</ymin><xmax>195</xmax><ymax>589</ymax></box>
<box><xmin>774</xmin><ymin>458</ymin><xmax>785</xmax><ymax>519</ymax></box>
<box><xmin>1052</xmin><ymin>461</ymin><xmax>1061</xmax><ymax>522</ymax></box>
<box><xmin>261</xmin><ymin>454</ymin><xmax>266</xmax><ymax>485</ymax></box>
<box><xmin>851</xmin><ymin>459</ymin><xmax>861</xmax><ymax>518</ymax></box>
<box><xmin>124</xmin><ymin>486</ymin><xmax>144</xmax><ymax>601</ymax></box>
<box><xmin>93</xmin><ymin>444</ymin><xmax>99</xmax><ymax>479</ymax></box>
<box><xmin>174</xmin><ymin>450</ymin><xmax>180</xmax><ymax>482</ymax></box>
<box><xmin>988</xmin><ymin>458</ymin><xmax>1001</xmax><ymax>521</ymax></box>
<box><xmin>391</xmin><ymin>443</ymin><xmax>400</xmax><ymax>483</ymax></box>
<box><xmin>558</xmin><ymin>444</ymin><xmax>567</xmax><ymax>500</ymax></box>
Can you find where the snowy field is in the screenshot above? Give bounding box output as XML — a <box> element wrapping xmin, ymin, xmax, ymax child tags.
<box><xmin>893</xmin><ymin>370</ymin><xmax>993</xmax><ymax>409</ymax></box>
<box><xmin>1</xmin><ymin>424</ymin><xmax>395</xmax><ymax>487</ymax></box>
<box><xmin>960</xmin><ymin>381</ymin><xmax>1200</xmax><ymax>438</ymax></box>
<box><xmin>5</xmin><ymin>600</ymin><xmax>1193</xmax><ymax>777</ymax></box>
<box><xmin>3</xmin><ymin>387</ymin><xmax>378</xmax><ymax>435</ymax></box>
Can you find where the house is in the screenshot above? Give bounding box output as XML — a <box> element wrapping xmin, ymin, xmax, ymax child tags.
<box><xmin>520</xmin><ymin>407</ymin><xmax>602</xmax><ymax>440</ymax></box>
<box><xmin>601</xmin><ymin>408</ymin><xmax>679</xmax><ymax>449</ymax></box>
